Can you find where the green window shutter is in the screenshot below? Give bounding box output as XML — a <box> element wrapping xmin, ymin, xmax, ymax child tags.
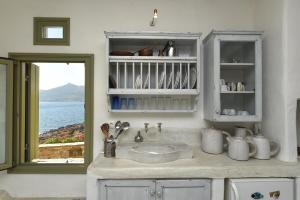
<box><xmin>0</xmin><ymin>58</ymin><xmax>13</xmax><ymax>171</ymax></box>
<box><xmin>25</xmin><ymin>63</ymin><xmax>40</xmax><ymax>162</ymax></box>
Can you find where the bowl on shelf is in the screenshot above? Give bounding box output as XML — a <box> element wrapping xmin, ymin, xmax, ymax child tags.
<box><xmin>138</xmin><ymin>48</ymin><xmax>153</xmax><ymax>56</ymax></box>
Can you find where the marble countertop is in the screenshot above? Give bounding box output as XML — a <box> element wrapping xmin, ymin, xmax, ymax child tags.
<box><xmin>87</xmin><ymin>148</ymin><xmax>300</xmax><ymax>179</ymax></box>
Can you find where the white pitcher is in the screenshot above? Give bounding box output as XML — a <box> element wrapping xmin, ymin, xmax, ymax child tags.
<box><xmin>252</xmin><ymin>135</ymin><xmax>280</xmax><ymax>159</ymax></box>
<box><xmin>201</xmin><ymin>128</ymin><xmax>231</xmax><ymax>154</ymax></box>
<box><xmin>226</xmin><ymin>136</ymin><xmax>257</xmax><ymax>161</ymax></box>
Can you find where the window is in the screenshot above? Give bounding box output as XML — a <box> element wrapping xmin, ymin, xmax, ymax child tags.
<box><xmin>34</xmin><ymin>17</ymin><xmax>70</xmax><ymax>46</ymax></box>
<box><xmin>1</xmin><ymin>53</ymin><xmax>94</xmax><ymax>174</ymax></box>
<box><xmin>0</xmin><ymin>59</ymin><xmax>13</xmax><ymax>170</ymax></box>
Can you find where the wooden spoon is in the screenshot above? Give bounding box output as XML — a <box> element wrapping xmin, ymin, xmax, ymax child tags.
<box><xmin>101</xmin><ymin>123</ymin><xmax>110</xmax><ymax>139</ymax></box>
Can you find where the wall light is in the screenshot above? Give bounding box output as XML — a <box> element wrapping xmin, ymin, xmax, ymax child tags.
<box><xmin>150</xmin><ymin>9</ymin><xmax>158</xmax><ymax>26</ymax></box>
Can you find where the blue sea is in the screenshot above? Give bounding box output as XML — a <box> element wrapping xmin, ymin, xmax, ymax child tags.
<box><xmin>39</xmin><ymin>102</ymin><xmax>84</xmax><ymax>134</ymax></box>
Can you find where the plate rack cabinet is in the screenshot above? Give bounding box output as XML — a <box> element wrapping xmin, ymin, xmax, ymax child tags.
<box><xmin>203</xmin><ymin>31</ymin><xmax>263</xmax><ymax>122</ymax></box>
<box><xmin>105</xmin><ymin>32</ymin><xmax>202</xmax><ymax>113</ymax></box>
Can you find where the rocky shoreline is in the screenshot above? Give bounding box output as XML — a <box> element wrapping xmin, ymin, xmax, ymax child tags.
<box><xmin>39</xmin><ymin>123</ymin><xmax>85</xmax><ymax>144</ymax></box>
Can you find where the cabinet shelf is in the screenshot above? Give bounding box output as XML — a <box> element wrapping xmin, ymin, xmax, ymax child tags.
<box><xmin>109</xmin><ymin>109</ymin><xmax>196</xmax><ymax>113</ymax></box>
<box><xmin>220</xmin><ymin>63</ymin><xmax>255</xmax><ymax>70</ymax></box>
<box><xmin>221</xmin><ymin>91</ymin><xmax>255</xmax><ymax>94</ymax></box>
<box><xmin>109</xmin><ymin>56</ymin><xmax>197</xmax><ymax>63</ymax></box>
<box><xmin>108</xmin><ymin>89</ymin><xmax>199</xmax><ymax>95</ymax></box>
<box><xmin>216</xmin><ymin>115</ymin><xmax>261</xmax><ymax>122</ymax></box>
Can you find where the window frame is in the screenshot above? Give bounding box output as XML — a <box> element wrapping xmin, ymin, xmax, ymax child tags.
<box><xmin>8</xmin><ymin>53</ymin><xmax>94</xmax><ymax>174</ymax></box>
<box><xmin>0</xmin><ymin>58</ymin><xmax>13</xmax><ymax>171</ymax></box>
<box><xmin>33</xmin><ymin>17</ymin><xmax>70</xmax><ymax>46</ymax></box>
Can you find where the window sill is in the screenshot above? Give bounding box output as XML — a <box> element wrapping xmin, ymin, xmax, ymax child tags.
<box><xmin>7</xmin><ymin>163</ymin><xmax>89</xmax><ymax>174</ymax></box>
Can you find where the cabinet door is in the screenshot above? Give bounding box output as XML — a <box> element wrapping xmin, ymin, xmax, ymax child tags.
<box><xmin>0</xmin><ymin>58</ymin><xmax>13</xmax><ymax>170</ymax></box>
<box><xmin>156</xmin><ymin>179</ymin><xmax>211</xmax><ymax>200</ymax></box>
<box><xmin>99</xmin><ymin>180</ymin><xmax>156</xmax><ymax>200</ymax></box>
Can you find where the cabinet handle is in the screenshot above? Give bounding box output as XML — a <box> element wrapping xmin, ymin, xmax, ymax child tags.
<box><xmin>150</xmin><ymin>190</ymin><xmax>155</xmax><ymax>197</ymax></box>
<box><xmin>157</xmin><ymin>191</ymin><xmax>162</xmax><ymax>198</ymax></box>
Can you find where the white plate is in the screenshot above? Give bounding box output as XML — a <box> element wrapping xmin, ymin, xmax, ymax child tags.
<box><xmin>158</xmin><ymin>72</ymin><xmax>165</xmax><ymax>89</ymax></box>
<box><xmin>166</xmin><ymin>71</ymin><xmax>173</xmax><ymax>89</ymax></box>
<box><xmin>182</xmin><ymin>72</ymin><xmax>188</xmax><ymax>89</ymax></box>
<box><xmin>190</xmin><ymin>68</ymin><xmax>197</xmax><ymax>89</ymax></box>
<box><xmin>174</xmin><ymin>71</ymin><xmax>180</xmax><ymax>89</ymax></box>
<box><xmin>135</xmin><ymin>75</ymin><xmax>141</xmax><ymax>88</ymax></box>
<box><xmin>143</xmin><ymin>74</ymin><xmax>149</xmax><ymax>89</ymax></box>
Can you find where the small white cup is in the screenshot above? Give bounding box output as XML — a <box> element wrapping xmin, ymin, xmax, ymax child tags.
<box><xmin>237</xmin><ymin>110</ymin><xmax>249</xmax><ymax>116</ymax></box>
<box><xmin>221</xmin><ymin>85</ymin><xmax>228</xmax><ymax>92</ymax></box>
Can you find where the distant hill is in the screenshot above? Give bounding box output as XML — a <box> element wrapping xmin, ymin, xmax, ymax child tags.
<box><xmin>40</xmin><ymin>83</ymin><xmax>84</xmax><ymax>102</ymax></box>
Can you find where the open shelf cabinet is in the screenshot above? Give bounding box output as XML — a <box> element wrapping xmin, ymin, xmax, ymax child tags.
<box><xmin>105</xmin><ymin>32</ymin><xmax>201</xmax><ymax>112</ymax></box>
<box><xmin>203</xmin><ymin>30</ymin><xmax>263</xmax><ymax>122</ymax></box>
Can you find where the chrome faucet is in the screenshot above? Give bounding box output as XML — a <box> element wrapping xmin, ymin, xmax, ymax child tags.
<box><xmin>144</xmin><ymin>123</ymin><xmax>149</xmax><ymax>133</ymax></box>
<box><xmin>157</xmin><ymin>122</ymin><xmax>162</xmax><ymax>133</ymax></box>
<box><xmin>143</xmin><ymin>122</ymin><xmax>162</xmax><ymax>133</ymax></box>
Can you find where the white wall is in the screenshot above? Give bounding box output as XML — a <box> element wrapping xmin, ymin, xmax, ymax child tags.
<box><xmin>253</xmin><ymin>0</ymin><xmax>295</xmax><ymax>162</ymax></box>
<box><xmin>283</xmin><ymin>0</ymin><xmax>300</xmax><ymax>161</ymax></box>
<box><xmin>0</xmin><ymin>0</ymin><xmax>256</xmax><ymax>197</ymax></box>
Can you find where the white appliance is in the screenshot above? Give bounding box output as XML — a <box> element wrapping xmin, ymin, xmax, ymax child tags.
<box><xmin>226</xmin><ymin>178</ymin><xmax>294</xmax><ymax>200</ymax></box>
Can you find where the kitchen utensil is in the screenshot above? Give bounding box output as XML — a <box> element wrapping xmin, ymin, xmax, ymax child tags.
<box><xmin>158</xmin><ymin>72</ymin><xmax>165</xmax><ymax>89</ymax></box>
<box><xmin>114</xmin><ymin>122</ymin><xmax>130</xmax><ymax>139</ymax></box>
<box><xmin>162</xmin><ymin>40</ymin><xmax>176</xmax><ymax>56</ymax></box>
<box><xmin>235</xmin><ymin>126</ymin><xmax>253</xmax><ymax>138</ymax></box>
<box><xmin>190</xmin><ymin>68</ymin><xmax>197</xmax><ymax>89</ymax></box>
<box><xmin>143</xmin><ymin>73</ymin><xmax>150</xmax><ymax>89</ymax></box>
<box><xmin>101</xmin><ymin>123</ymin><xmax>110</xmax><ymax>139</ymax></box>
<box><xmin>237</xmin><ymin>110</ymin><xmax>249</xmax><ymax>116</ymax></box>
<box><xmin>201</xmin><ymin>128</ymin><xmax>231</xmax><ymax>154</ymax></box>
<box><xmin>237</xmin><ymin>82</ymin><xmax>245</xmax><ymax>91</ymax></box>
<box><xmin>120</xmin><ymin>98</ymin><xmax>128</xmax><ymax>109</ymax></box>
<box><xmin>135</xmin><ymin>75</ymin><xmax>142</xmax><ymax>88</ymax></box>
<box><xmin>221</xmin><ymin>85</ymin><xmax>228</xmax><ymax>92</ymax></box>
<box><xmin>110</xmin><ymin>51</ymin><xmax>134</xmax><ymax>56</ymax></box>
<box><xmin>252</xmin><ymin>134</ymin><xmax>280</xmax><ymax>159</ymax></box>
<box><xmin>228</xmin><ymin>109</ymin><xmax>236</xmax><ymax>116</ymax></box>
<box><xmin>109</xmin><ymin>75</ymin><xmax>117</xmax><ymax>88</ymax></box>
<box><xmin>128</xmin><ymin>98</ymin><xmax>136</xmax><ymax>109</ymax></box>
<box><xmin>167</xmin><ymin>71</ymin><xmax>173</xmax><ymax>89</ymax></box>
<box><xmin>174</xmin><ymin>71</ymin><xmax>180</xmax><ymax>89</ymax></box>
<box><xmin>138</xmin><ymin>48</ymin><xmax>153</xmax><ymax>56</ymax></box>
<box><xmin>226</xmin><ymin>136</ymin><xmax>257</xmax><ymax>161</ymax></box>
<box><xmin>220</xmin><ymin>79</ymin><xmax>226</xmax><ymax>86</ymax></box>
<box><xmin>111</xmin><ymin>96</ymin><xmax>120</xmax><ymax>110</ymax></box>
<box><xmin>182</xmin><ymin>72</ymin><xmax>188</xmax><ymax>89</ymax></box>
<box><xmin>104</xmin><ymin>139</ymin><xmax>116</xmax><ymax>157</ymax></box>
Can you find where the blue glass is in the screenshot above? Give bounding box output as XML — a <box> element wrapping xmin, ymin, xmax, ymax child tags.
<box><xmin>111</xmin><ymin>96</ymin><xmax>120</xmax><ymax>110</ymax></box>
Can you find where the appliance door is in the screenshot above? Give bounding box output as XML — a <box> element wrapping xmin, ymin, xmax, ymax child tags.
<box><xmin>226</xmin><ymin>178</ymin><xmax>294</xmax><ymax>200</ymax></box>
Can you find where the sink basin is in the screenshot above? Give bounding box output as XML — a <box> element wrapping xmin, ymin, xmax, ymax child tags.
<box><xmin>116</xmin><ymin>142</ymin><xmax>193</xmax><ymax>163</ymax></box>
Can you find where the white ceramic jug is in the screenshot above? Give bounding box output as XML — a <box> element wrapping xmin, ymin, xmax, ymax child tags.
<box><xmin>201</xmin><ymin>128</ymin><xmax>230</xmax><ymax>154</ymax></box>
<box><xmin>226</xmin><ymin>136</ymin><xmax>257</xmax><ymax>161</ymax></box>
<box><xmin>234</xmin><ymin>126</ymin><xmax>254</xmax><ymax>138</ymax></box>
<box><xmin>252</xmin><ymin>135</ymin><xmax>280</xmax><ymax>159</ymax></box>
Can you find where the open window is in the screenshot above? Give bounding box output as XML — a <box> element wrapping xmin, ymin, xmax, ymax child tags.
<box><xmin>0</xmin><ymin>58</ymin><xmax>13</xmax><ymax>171</ymax></box>
<box><xmin>1</xmin><ymin>53</ymin><xmax>93</xmax><ymax>174</ymax></box>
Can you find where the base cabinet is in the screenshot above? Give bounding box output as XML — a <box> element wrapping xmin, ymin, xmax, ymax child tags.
<box><xmin>98</xmin><ymin>179</ymin><xmax>211</xmax><ymax>200</ymax></box>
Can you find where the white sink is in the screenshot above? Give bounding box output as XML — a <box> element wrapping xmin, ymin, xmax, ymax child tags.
<box><xmin>116</xmin><ymin>142</ymin><xmax>193</xmax><ymax>163</ymax></box>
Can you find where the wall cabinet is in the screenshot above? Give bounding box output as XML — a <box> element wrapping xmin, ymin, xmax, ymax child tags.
<box><xmin>98</xmin><ymin>179</ymin><xmax>211</xmax><ymax>200</ymax></box>
<box><xmin>105</xmin><ymin>32</ymin><xmax>201</xmax><ymax>113</ymax></box>
<box><xmin>203</xmin><ymin>31</ymin><xmax>263</xmax><ymax>122</ymax></box>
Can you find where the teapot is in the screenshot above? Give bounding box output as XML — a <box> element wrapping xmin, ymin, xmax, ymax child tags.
<box><xmin>252</xmin><ymin>135</ymin><xmax>280</xmax><ymax>159</ymax></box>
<box><xmin>226</xmin><ymin>136</ymin><xmax>257</xmax><ymax>161</ymax></box>
<box><xmin>201</xmin><ymin>128</ymin><xmax>230</xmax><ymax>154</ymax></box>
<box><xmin>235</xmin><ymin>126</ymin><xmax>254</xmax><ymax>138</ymax></box>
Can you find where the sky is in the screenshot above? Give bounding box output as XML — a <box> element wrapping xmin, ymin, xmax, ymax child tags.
<box><xmin>34</xmin><ymin>62</ymin><xmax>85</xmax><ymax>90</ymax></box>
